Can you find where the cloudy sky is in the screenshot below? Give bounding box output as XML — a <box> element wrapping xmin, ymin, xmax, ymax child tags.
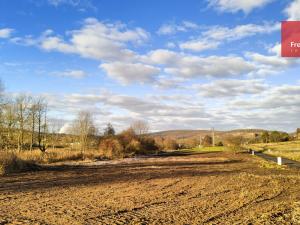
<box><xmin>0</xmin><ymin>0</ymin><xmax>300</xmax><ymax>132</ymax></box>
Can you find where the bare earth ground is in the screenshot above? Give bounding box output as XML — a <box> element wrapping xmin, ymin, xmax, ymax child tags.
<box><xmin>1</xmin><ymin>151</ymin><xmax>300</xmax><ymax>224</ymax></box>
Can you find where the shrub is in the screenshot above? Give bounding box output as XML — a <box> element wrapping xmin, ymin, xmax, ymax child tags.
<box><xmin>226</xmin><ymin>135</ymin><xmax>245</xmax><ymax>152</ymax></box>
<box><xmin>99</xmin><ymin>128</ymin><xmax>159</xmax><ymax>158</ymax></box>
<box><xmin>202</xmin><ymin>135</ymin><xmax>213</xmax><ymax>147</ymax></box>
<box><xmin>216</xmin><ymin>141</ymin><xmax>224</xmax><ymax>146</ymax></box>
<box><xmin>99</xmin><ymin>138</ymin><xmax>124</xmax><ymax>159</ymax></box>
<box><xmin>162</xmin><ymin>138</ymin><xmax>179</xmax><ymax>150</ymax></box>
<box><xmin>125</xmin><ymin>139</ymin><xmax>142</xmax><ymax>154</ymax></box>
<box><xmin>140</xmin><ymin>137</ymin><xmax>159</xmax><ymax>153</ymax></box>
<box><xmin>119</xmin><ymin>128</ymin><xmax>137</xmax><ymax>147</ymax></box>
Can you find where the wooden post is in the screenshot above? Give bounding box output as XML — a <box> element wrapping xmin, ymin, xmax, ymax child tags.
<box><xmin>277</xmin><ymin>157</ymin><xmax>282</xmax><ymax>165</ymax></box>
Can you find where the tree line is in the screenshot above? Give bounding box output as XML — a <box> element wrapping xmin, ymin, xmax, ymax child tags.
<box><xmin>0</xmin><ymin>79</ymin><xmax>159</xmax><ymax>156</ymax></box>
<box><xmin>0</xmin><ymin>89</ymin><xmax>50</xmax><ymax>152</ymax></box>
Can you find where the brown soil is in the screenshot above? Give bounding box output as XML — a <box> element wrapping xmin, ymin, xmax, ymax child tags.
<box><xmin>1</xmin><ymin>151</ymin><xmax>300</xmax><ymax>225</ymax></box>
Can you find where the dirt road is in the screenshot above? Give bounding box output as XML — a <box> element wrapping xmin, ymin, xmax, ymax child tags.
<box><xmin>1</xmin><ymin>151</ymin><xmax>300</xmax><ymax>224</ymax></box>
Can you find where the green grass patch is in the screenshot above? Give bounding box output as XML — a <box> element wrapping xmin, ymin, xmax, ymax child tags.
<box><xmin>191</xmin><ymin>146</ymin><xmax>228</xmax><ymax>152</ymax></box>
<box><xmin>248</xmin><ymin>140</ymin><xmax>300</xmax><ymax>162</ymax></box>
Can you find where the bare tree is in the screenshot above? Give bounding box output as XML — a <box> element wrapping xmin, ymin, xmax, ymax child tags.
<box><xmin>72</xmin><ymin>111</ymin><xmax>96</xmax><ymax>153</ymax></box>
<box><xmin>0</xmin><ymin>79</ymin><xmax>3</xmax><ymax>107</ymax></box>
<box><xmin>48</xmin><ymin>119</ymin><xmax>63</xmax><ymax>150</ymax></box>
<box><xmin>131</xmin><ymin>120</ymin><xmax>149</xmax><ymax>136</ymax></box>
<box><xmin>36</xmin><ymin>98</ymin><xmax>48</xmax><ymax>153</ymax></box>
<box><xmin>226</xmin><ymin>135</ymin><xmax>245</xmax><ymax>152</ymax></box>
<box><xmin>2</xmin><ymin>100</ymin><xmax>17</xmax><ymax>150</ymax></box>
<box><xmin>0</xmin><ymin>80</ymin><xmax>4</xmax><ymax>149</ymax></box>
<box><xmin>29</xmin><ymin>99</ymin><xmax>38</xmax><ymax>151</ymax></box>
<box><xmin>15</xmin><ymin>95</ymin><xmax>31</xmax><ymax>151</ymax></box>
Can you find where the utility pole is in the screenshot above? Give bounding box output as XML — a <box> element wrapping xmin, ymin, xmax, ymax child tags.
<box><xmin>212</xmin><ymin>127</ymin><xmax>215</xmax><ymax>147</ymax></box>
<box><xmin>199</xmin><ymin>135</ymin><xmax>202</xmax><ymax>148</ymax></box>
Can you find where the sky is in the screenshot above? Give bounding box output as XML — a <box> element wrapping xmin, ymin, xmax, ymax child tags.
<box><xmin>0</xmin><ymin>0</ymin><xmax>300</xmax><ymax>133</ymax></box>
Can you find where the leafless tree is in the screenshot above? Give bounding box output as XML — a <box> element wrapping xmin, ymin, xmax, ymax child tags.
<box><xmin>0</xmin><ymin>80</ymin><xmax>4</xmax><ymax>149</ymax></box>
<box><xmin>48</xmin><ymin>119</ymin><xmax>63</xmax><ymax>150</ymax></box>
<box><xmin>131</xmin><ymin>120</ymin><xmax>149</xmax><ymax>136</ymax></box>
<box><xmin>15</xmin><ymin>94</ymin><xmax>31</xmax><ymax>151</ymax></box>
<box><xmin>28</xmin><ymin>99</ymin><xmax>38</xmax><ymax>151</ymax></box>
<box><xmin>2</xmin><ymin>100</ymin><xmax>17</xmax><ymax>150</ymax></box>
<box><xmin>72</xmin><ymin>111</ymin><xmax>96</xmax><ymax>153</ymax></box>
<box><xmin>36</xmin><ymin>98</ymin><xmax>48</xmax><ymax>152</ymax></box>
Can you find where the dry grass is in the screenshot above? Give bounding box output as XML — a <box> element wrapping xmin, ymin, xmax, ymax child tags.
<box><xmin>0</xmin><ymin>148</ymin><xmax>102</xmax><ymax>175</ymax></box>
<box><xmin>249</xmin><ymin>141</ymin><xmax>300</xmax><ymax>161</ymax></box>
<box><xmin>0</xmin><ymin>152</ymin><xmax>35</xmax><ymax>175</ymax></box>
<box><xmin>192</xmin><ymin>146</ymin><xmax>229</xmax><ymax>152</ymax></box>
<box><xmin>16</xmin><ymin>148</ymin><xmax>102</xmax><ymax>163</ymax></box>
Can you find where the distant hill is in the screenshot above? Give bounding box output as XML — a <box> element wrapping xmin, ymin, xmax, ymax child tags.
<box><xmin>149</xmin><ymin>129</ymin><xmax>267</xmax><ymax>140</ymax></box>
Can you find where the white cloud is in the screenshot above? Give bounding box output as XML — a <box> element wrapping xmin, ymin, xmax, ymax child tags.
<box><xmin>179</xmin><ymin>39</ymin><xmax>219</xmax><ymax>52</ymax></box>
<box><xmin>245</xmin><ymin>43</ymin><xmax>300</xmax><ymax>76</ymax></box>
<box><xmin>203</xmin><ymin>23</ymin><xmax>279</xmax><ymax>41</ymax></box>
<box><xmin>196</xmin><ymin>79</ymin><xmax>268</xmax><ymax>97</ymax></box>
<box><xmin>48</xmin><ymin>0</ymin><xmax>81</xmax><ymax>6</ymax></box>
<box><xmin>180</xmin><ymin>23</ymin><xmax>279</xmax><ymax>52</ymax></box>
<box><xmin>155</xmin><ymin>77</ymin><xmax>187</xmax><ymax>89</ymax></box>
<box><xmin>100</xmin><ymin>62</ymin><xmax>160</xmax><ymax>84</ymax></box>
<box><xmin>229</xmin><ymin>84</ymin><xmax>300</xmax><ymax>110</ymax></box>
<box><xmin>157</xmin><ymin>21</ymin><xmax>199</xmax><ymax>35</ymax></box>
<box><xmin>166</xmin><ymin>42</ymin><xmax>176</xmax><ymax>48</ymax></box>
<box><xmin>145</xmin><ymin>50</ymin><xmax>255</xmax><ymax>78</ymax></box>
<box><xmin>285</xmin><ymin>0</ymin><xmax>300</xmax><ymax>20</ymax></box>
<box><xmin>208</xmin><ymin>0</ymin><xmax>273</xmax><ymax>14</ymax></box>
<box><xmin>41</xmin><ymin>36</ymin><xmax>75</xmax><ymax>53</ymax></box>
<box><xmin>144</xmin><ymin>49</ymin><xmax>181</xmax><ymax>65</ymax></box>
<box><xmin>53</xmin><ymin>70</ymin><xmax>87</xmax><ymax>79</ymax></box>
<box><xmin>0</xmin><ymin>28</ymin><xmax>14</xmax><ymax>38</ymax></box>
<box><xmin>165</xmin><ymin>55</ymin><xmax>255</xmax><ymax>78</ymax></box>
<box><xmin>246</xmin><ymin>52</ymin><xmax>291</xmax><ymax>68</ymax></box>
<box><xmin>46</xmin><ymin>85</ymin><xmax>300</xmax><ymax>132</ymax></box>
<box><xmin>40</xmin><ymin>18</ymin><xmax>149</xmax><ymax>61</ymax></box>
<box><xmin>47</xmin><ymin>0</ymin><xmax>96</xmax><ymax>11</ymax></box>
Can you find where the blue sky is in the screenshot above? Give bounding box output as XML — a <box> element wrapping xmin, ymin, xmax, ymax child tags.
<box><xmin>0</xmin><ymin>0</ymin><xmax>300</xmax><ymax>132</ymax></box>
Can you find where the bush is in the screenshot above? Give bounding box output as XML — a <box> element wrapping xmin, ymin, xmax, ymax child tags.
<box><xmin>139</xmin><ymin>137</ymin><xmax>159</xmax><ymax>153</ymax></box>
<box><xmin>125</xmin><ymin>139</ymin><xmax>142</xmax><ymax>154</ymax></box>
<box><xmin>162</xmin><ymin>138</ymin><xmax>178</xmax><ymax>150</ymax></box>
<box><xmin>99</xmin><ymin>138</ymin><xmax>124</xmax><ymax>159</ymax></box>
<box><xmin>226</xmin><ymin>135</ymin><xmax>245</xmax><ymax>152</ymax></box>
<box><xmin>202</xmin><ymin>135</ymin><xmax>213</xmax><ymax>147</ymax></box>
<box><xmin>216</xmin><ymin>141</ymin><xmax>223</xmax><ymax>146</ymax></box>
<box><xmin>99</xmin><ymin>128</ymin><xmax>159</xmax><ymax>158</ymax></box>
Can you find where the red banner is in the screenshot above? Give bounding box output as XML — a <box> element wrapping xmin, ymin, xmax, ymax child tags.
<box><xmin>281</xmin><ymin>21</ymin><xmax>300</xmax><ymax>57</ymax></box>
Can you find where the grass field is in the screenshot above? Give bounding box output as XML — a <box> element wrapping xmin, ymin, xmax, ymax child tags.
<box><xmin>248</xmin><ymin>140</ymin><xmax>300</xmax><ymax>161</ymax></box>
<box><xmin>191</xmin><ymin>146</ymin><xmax>229</xmax><ymax>152</ymax></box>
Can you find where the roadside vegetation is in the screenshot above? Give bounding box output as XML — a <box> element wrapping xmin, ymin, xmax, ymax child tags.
<box><xmin>249</xmin><ymin>140</ymin><xmax>300</xmax><ymax>162</ymax></box>
<box><xmin>192</xmin><ymin>146</ymin><xmax>228</xmax><ymax>152</ymax></box>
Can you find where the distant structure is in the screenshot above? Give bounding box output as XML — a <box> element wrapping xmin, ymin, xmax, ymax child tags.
<box><xmin>297</xmin><ymin>128</ymin><xmax>300</xmax><ymax>140</ymax></box>
<box><xmin>199</xmin><ymin>136</ymin><xmax>202</xmax><ymax>148</ymax></box>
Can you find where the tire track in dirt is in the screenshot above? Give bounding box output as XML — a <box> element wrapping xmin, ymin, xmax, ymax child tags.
<box><xmin>86</xmin><ymin>201</ymin><xmax>167</xmax><ymax>224</ymax></box>
<box><xmin>203</xmin><ymin>189</ymin><xmax>285</xmax><ymax>224</ymax></box>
